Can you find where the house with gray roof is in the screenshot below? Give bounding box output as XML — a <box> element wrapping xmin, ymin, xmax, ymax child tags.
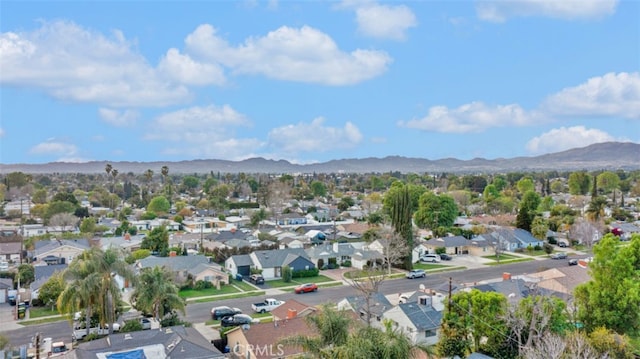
<box><xmin>337</xmin><ymin>293</ymin><xmax>392</xmax><ymax>325</ymax></box>
<box><xmin>72</xmin><ymin>325</ymin><xmax>225</xmax><ymax>359</ymax></box>
<box><xmin>422</xmin><ymin>235</ymin><xmax>474</xmax><ymax>256</ymax></box>
<box><xmin>225</xmin><ymin>249</ymin><xmax>315</xmax><ymax>280</ymax></box>
<box><xmin>30</xmin><ymin>239</ymin><xmax>92</xmax><ymax>265</ymax></box>
<box><xmin>381</xmin><ymin>299</ymin><xmax>443</xmax><ymax>345</ymax></box>
<box><xmin>31</xmin><ymin>264</ymin><xmax>67</xmax><ymax>304</ymax></box>
<box><xmin>478</xmin><ymin>228</ymin><xmax>544</xmax><ymax>252</ymax></box>
<box><xmin>136</xmin><ymin>254</ymin><xmax>228</xmax><ymax>287</ymax></box>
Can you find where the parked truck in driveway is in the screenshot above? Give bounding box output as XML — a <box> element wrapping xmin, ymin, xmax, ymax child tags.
<box><xmin>251</xmin><ymin>298</ymin><xmax>284</xmax><ymax>313</ymax></box>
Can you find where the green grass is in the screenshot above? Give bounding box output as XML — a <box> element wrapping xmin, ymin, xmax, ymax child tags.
<box><xmin>179</xmin><ymin>285</ymin><xmax>240</xmax><ymax>299</ymax></box>
<box><xmin>232</xmin><ymin>280</ymin><xmax>258</xmax><ymax>291</ymax></box>
<box><xmin>20</xmin><ymin>317</ymin><xmax>67</xmax><ymax>326</ymax></box>
<box><xmin>343</xmin><ymin>269</ymin><xmax>386</xmax><ymax>279</ymax></box>
<box><xmin>483</xmin><ymin>254</ymin><xmax>520</xmax><ymax>261</ymax></box>
<box><xmin>28</xmin><ymin>306</ymin><xmax>60</xmax><ymax>319</ymax></box>
<box><xmin>413</xmin><ymin>263</ymin><xmax>451</xmax><ymax>270</ymax></box>
<box><xmin>190</xmin><ymin>290</ymin><xmax>266</xmax><ymax>304</ymax></box>
<box><xmin>266</xmin><ymin>275</ymin><xmax>334</xmax><ymax>288</ymax></box>
<box><xmin>485</xmin><ymin>258</ymin><xmax>533</xmax><ymax>266</ymax></box>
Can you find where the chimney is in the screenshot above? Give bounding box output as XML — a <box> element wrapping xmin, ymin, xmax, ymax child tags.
<box><xmin>502</xmin><ymin>272</ymin><xmax>511</xmax><ymax>281</ymax></box>
<box><xmin>287</xmin><ymin>309</ymin><xmax>297</xmax><ymax>319</ymax></box>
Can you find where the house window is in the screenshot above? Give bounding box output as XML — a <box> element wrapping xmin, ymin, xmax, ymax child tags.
<box><xmin>204</xmin><ymin>276</ymin><xmax>213</xmax><ymax>282</ymax></box>
<box><xmin>425</xmin><ymin>329</ymin><xmax>436</xmax><ymax>337</ymax></box>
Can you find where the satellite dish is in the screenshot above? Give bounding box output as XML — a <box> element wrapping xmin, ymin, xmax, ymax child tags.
<box><xmin>419</xmin><ymin>284</ymin><xmax>425</xmax><ymax>291</ymax></box>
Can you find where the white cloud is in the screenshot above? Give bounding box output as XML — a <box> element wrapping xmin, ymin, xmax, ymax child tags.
<box><xmin>526</xmin><ymin>126</ymin><xmax>620</xmax><ymax>154</ymax></box>
<box><xmin>0</xmin><ymin>20</ymin><xmax>191</xmax><ymax>107</ymax></box>
<box><xmin>145</xmin><ymin>105</ymin><xmax>264</xmax><ymax>160</ymax></box>
<box><xmin>185</xmin><ymin>24</ymin><xmax>391</xmax><ymax>85</ymax></box>
<box><xmin>0</xmin><ymin>128</ymin><xmax>4</xmax><ymax>137</ymax></box>
<box><xmin>158</xmin><ymin>48</ymin><xmax>225</xmax><ymax>86</ymax></box>
<box><xmin>355</xmin><ymin>3</ymin><xmax>417</xmax><ymax>40</ymax></box>
<box><xmin>28</xmin><ymin>140</ymin><xmax>89</xmax><ymax>162</ymax></box>
<box><xmin>267</xmin><ymin>117</ymin><xmax>363</xmax><ymax>154</ymax></box>
<box><xmin>399</xmin><ymin>102</ymin><xmax>543</xmax><ymax>133</ymax></box>
<box><xmin>98</xmin><ymin>108</ymin><xmax>139</xmax><ymax>127</ymax></box>
<box><xmin>542</xmin><ymin>72</ymin><xmax>640</xmax><ymax>119</ymax></box>
<box><xmin>476</xmin><ymin>0</ymin><xmax>618</xmax><ymax>22</ymax></box>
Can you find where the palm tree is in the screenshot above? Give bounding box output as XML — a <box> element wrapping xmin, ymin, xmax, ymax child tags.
<box><xmin>130</xmin><ymin>266</ymin><xmax>185</xmax><ymax>322</ymax></box>
<box><xmin>58</xmin><ymin>247</ymin><xmax>135</xmax><ymax>336</ymax></box>
<box><xmin>334</xmin><ymin>321</ymin><xmax>435</xmax><ymax>358</ymax></box>
<box><xmin>279</xmin><ymin>304</ymin><xmax>350</xmax><ymax>357</ymax></box>
<box><xmin>161</xmin><ymin>166</ymin><xmax>169</xmax><ymax>184</ymax></box>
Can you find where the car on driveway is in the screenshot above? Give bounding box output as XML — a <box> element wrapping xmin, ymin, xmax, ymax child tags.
<box><xmin>420</xmin><ymin>254</ymin><xmax>441</xmax><ymax>263</ymax></box>
<box><xmin>295</xmin><ymin>283</ymin><xmax>318</xmax><ymax>294</ymax></box>
<box><xmin>249</xmin><ymin>274</ymin><xmax>265</xmax><ymax>285</ymax></box>
<box><xmin>140</xmin><ymin>318</ymin><xmax>152</xmax><ymax>330</ymax></box>
<box><xmin>557</xmin><ymin>241</ymin><xmax>568</xmax><ymax>248</ymax></box>
<box><xmin>221</xmin><ymin>314</ymin><xmax>259</xmax><ymax>328</ymax></box>
<box><xmin>568</xmin><ymin>259</ymin><xmax>579</xmax><ymax>266</ymax></box>
<box><xmin>406</xmin><ymin>269</ymin><xmax>426</xmax><ymax>279</ymax></box>
<box><xmin>551</xmin><ymin>252</ymin><xmax>568</xmax><ymax>260</ymax></box>
<box><xmin>439</xmin><ymin>254</ymin><xmax>453</xmax><ymax>261</ymax></box>
<box><xmin>211</xmin><ymin>306</ymin><xmax>242</xmax><ymax>320</ymax></box>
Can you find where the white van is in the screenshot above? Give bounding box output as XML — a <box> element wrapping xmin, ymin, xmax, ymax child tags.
<box><xmin>420</xmin><ymin>254</ymin><xmax>441</xmax><ymax>263</ymax></box>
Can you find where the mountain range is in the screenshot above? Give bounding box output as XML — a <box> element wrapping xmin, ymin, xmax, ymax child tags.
<box><xmin>1</xmin><ymin>142</ymin><xmax>639</xmax><ymax>174</ymax></box>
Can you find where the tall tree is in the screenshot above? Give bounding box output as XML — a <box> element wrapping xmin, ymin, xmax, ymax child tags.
<box><xmin>568</xmin><ymin>172</ymin><xmax>591</xmax><ymax>195</ymax></box>
<box><xmin>516</xmin><ymin>191</ymin><xmax>541</xmax><ymax>232</ymax></box>
<box><xmin>279</xmin><ymin>304</ymin><xmax>350</xmax><ymax>356</ymax></box>
<box><xmin>387</xmin><ymin>184</ymin><xmax>413</xmax><ymax>269</ymax></box>
<box><xmin>160</xmin><ymin>165</ymin><xmax>169</xmax><ymax>184</ymax></box>
<box><xmin>414</xmin><ymin>192</ymin><xmax>458</xmax><ymax>230</ymax></box>
<box><xmin>575</xmin><ymin>233</ymin><xmax>640</xmax><ymax>335</ymax></box>
<box><xmin>130</xmin><ymin>266</ymin><xmax>185</xmax><ymax>321</ymax></box>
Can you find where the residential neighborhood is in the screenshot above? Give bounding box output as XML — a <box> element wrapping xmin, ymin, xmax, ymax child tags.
<box><xmin>0</xmin><ymin>168</ymin><xmax>639</xmax><ymax>358</ymax></box>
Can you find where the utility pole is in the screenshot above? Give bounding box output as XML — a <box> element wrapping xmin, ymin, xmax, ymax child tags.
<box><xmin>448</xmin><ymin>277</ymin><xmax>452</xmax><ymax>314</ymax></box>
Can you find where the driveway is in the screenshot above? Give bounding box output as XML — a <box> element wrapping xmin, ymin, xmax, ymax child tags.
<box><xmin>0</xmin><ymin>303</ymin><xmax>23</xmax><ymax>332</ymax></box>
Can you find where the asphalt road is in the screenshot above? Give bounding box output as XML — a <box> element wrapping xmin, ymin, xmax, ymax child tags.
<box><xmin>3</xmin><ymin>256</ymin><xmax>577</xmax><ymax>348</ymax></box>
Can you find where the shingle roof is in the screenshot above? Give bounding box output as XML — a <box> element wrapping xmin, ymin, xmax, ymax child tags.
<box><xmin>137</xmin><ymin>254</ymin><xmax>214</xmax><ymax>272</ymax></box>
<box><xmin>73</xmin><ymin>325</ymin><xmax>224</xmax><ymax>359</ymax></box>
<box><xmin>34</xmin><ymin>263</ymin><xmax>67</xmax><ymax>281</ymax></box>
<box><xmin>230</xmin><ymin>254</ymin><xmax>253</xmax><ymax>267</ymax></box>
<box><xmin>252</xmin><ymin>248</ymin><xmax>309</xmax><ymax>268</ymax></box>
<box><xmin>32</xmin><ymin>239</ymin><xmax>91</xmax><ymax>256</ymax></box>
<box><xmin>233</xmin><ymin>316</ymin><xmax>317</xmax><ymax>359</ymax></box>
<box><xmin>397</xmin><ymin>302</ymin><xmax>442</xmax><ymax>330</ymax></box>
<box><xmin>343</xmin><ymin>293</ymin><xmax>392</xmax><ymax>317</ymax></box>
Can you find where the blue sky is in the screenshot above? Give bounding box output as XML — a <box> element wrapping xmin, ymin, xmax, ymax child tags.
<box><xmin>1</xmin><ymin>0</ymin><xmax>638</xmax><ymax>165</ymax></box>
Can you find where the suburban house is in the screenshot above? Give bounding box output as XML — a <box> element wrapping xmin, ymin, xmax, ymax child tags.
<box><xmin>135</xmin><ymin>254</ymin><xmax>228</xmax><ymax>287</ymax></box>
<box><xmin>225</xmin><ymin>249</ymin><xmax>316</xmax><ymax>280</ymax></box>
<box><xmin>19</xmin><ymin>224</ymin><xmax>47</xmax><ymax>238</ymax></box>
<box><xmin>270</xmin><ymin>299</ymin><xmax>316</xmax><ymax>321</ymax></box>
<box><xmin>100</xmin><ymin>234</ymin><xmax>145</xmax><ymax>253</ymax></box>
<box><xmin>278</xmin><ymin>235</ymin><xmax>307</xmax><ymax>249</ymax></box>
<box><xmin>225</xmin><ymin>254</ymin><xmax>254</xmax><ymax>278</ymax></box>
<box><xmin>524</xmin><ymin>266</ymin><xmax>591</xmax><ymax>301</ymax></box>
<box><xmin>275</xmin><ymin>212</ymin><xmax>308</xmax><ymax>226</ymax></box>
<box><xmin>73</xmin><ymin>325</ymin><xmax>225</xmax><ymax>359</ymax></box>
<box><xmin>381</xmin><ymin>297</ymin><xmax>443</xmax><ymax>345</ymax></box>
<box><xmin>30</xmin><ymin>264</ymin><xmax>68</xmax><ymax>304</ymax></box>
<box><xmin>610</xmin><ymin>221</ymin><xmax>640</xmax><ymax>240</ymax></box>
<box><xmin>338</xmin><ymin>293</ymin><xmax>393</xmax><ymax>324</ymax></box>
<box><xmin>30</xmin><ymin>239</ymin><xmax>92</xmax><ymax>265</ymax></box>
<box><xmin>0</xmin><ymin>278</ymin><xmax>13</xmax><ymax>304</ymax></box>
<box><xmin>225</xmin><ymin>316</ymin><xmax>315</xmax><ymax>359</ymax></box>
<box><xmin>305</xmin><ymin>242</ymin><xmax>356</xmax><ymax>268</ymax></box>
<box><xmin>477</xmin><ymin>228</ymin><xmax>544</xmax><ymax>252</ymax></box>
<box><xmin>421</xmin><ymin>235</ymin><xmax>474</xmax><ymax>257</ymax></box>
<box><xmin>0</xmin><ymin>241</ymin><xmax>22</xmax><ymax>263</ymax></box>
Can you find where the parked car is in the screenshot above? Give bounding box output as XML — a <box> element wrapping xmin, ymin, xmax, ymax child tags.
<box><xmin>140</xmin><ymin>318</ymin><xmax>152</xmax><ymax>330</ymax></box>
<box><xmin>406</xmin><ymin>269</ymin><xmax>426</xmax><ymax>279</ymax></box>
<box><xmin>439</xmin><ymin>254</ymin><xmax>453</xmax><ymax>261</ymax></box>
<box><xmin>551</xmin><ymin>252</ymin><xmax>568</xmax><ymax>259</ymax></box>
<box><xmin>557</xmin><ymin>242</ymin><xmax>568</xmax><ymax>248</ymax></box>
<box><xmin>568</xmin><ymin>259</ymin><xmax>579</xmax><ymax>266</ymax></box>
<box><xmin>249</xmin><ymin>274</ymin><xmax>265</xmax><ymax>285</ymax></box>
<box><xmin>420</xmin><ymin>254</ymin><xmax>441</xmax><ymax>263</ymax></box>
<box><xmin>294</xmin><ymin>283</ymin><xmax>318</xmax><ymax>294</ymax></box>
<box><xmin>211</xmin><ymin>306</ymin><xmax>242</xmax><ymax>320</ymax></box>
<box><xmin>220</xmin><ymin>314</ymin><xmax>259</xmax><ymax>328</ymax></box>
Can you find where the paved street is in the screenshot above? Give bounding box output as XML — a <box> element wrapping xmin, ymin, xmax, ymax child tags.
<box><xmin>0</xmin><ymin>253</ymin><xmax>587</xmax><ymax>349</ymax></box>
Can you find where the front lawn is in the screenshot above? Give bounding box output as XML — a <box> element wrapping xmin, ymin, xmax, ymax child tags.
<box><xmin>232</xmin><ymin>280</ymin><xmax>259</xmax><ymax>291</ymax></box>
<box><xmin>28</xmin><ymin>306</ymin><xmax>60</xmax><ymax>319</ymax></box>
<box><xmin>179</xmin><ymin>284</ymin><xmax>240</xmax><ymax>299</ymax></box>
<box><xmin>266</xmin><ymin>275</ymin><xmax>335</xmax><ymax>288</ymax></box>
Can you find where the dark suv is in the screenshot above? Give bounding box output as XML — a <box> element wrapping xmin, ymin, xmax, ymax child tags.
<box><xmin>249</xmin><ymin>274</ymin><xmax>265</xmax><ymax>285</ymax></box>
<box><xmin>211</xmin><ymin>306</ymin><xmax>242</xmax><ymax>320</ymax></box>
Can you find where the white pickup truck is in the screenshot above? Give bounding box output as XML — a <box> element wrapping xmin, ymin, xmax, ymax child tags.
<box><xmin>251</xmin><ymin>298</ymin><xmax>284</xmax><ymax>313</ymax></box>
<box><xmin>72</xmin><ymin>323</ymin><xmax>120</xmax><ymax>340</ymax></box>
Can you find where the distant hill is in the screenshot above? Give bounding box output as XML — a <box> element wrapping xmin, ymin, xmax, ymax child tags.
<box><xmin>1</xmin><ymin>142</ymin><xmax>639</xmax><ymax>174</ymax></box>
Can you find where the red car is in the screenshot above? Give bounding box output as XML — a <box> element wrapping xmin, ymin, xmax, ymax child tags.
<box><xmin>294</xmin><ymin>283</ymin><xmax>318</xmax><ymax>294</ymax></box>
